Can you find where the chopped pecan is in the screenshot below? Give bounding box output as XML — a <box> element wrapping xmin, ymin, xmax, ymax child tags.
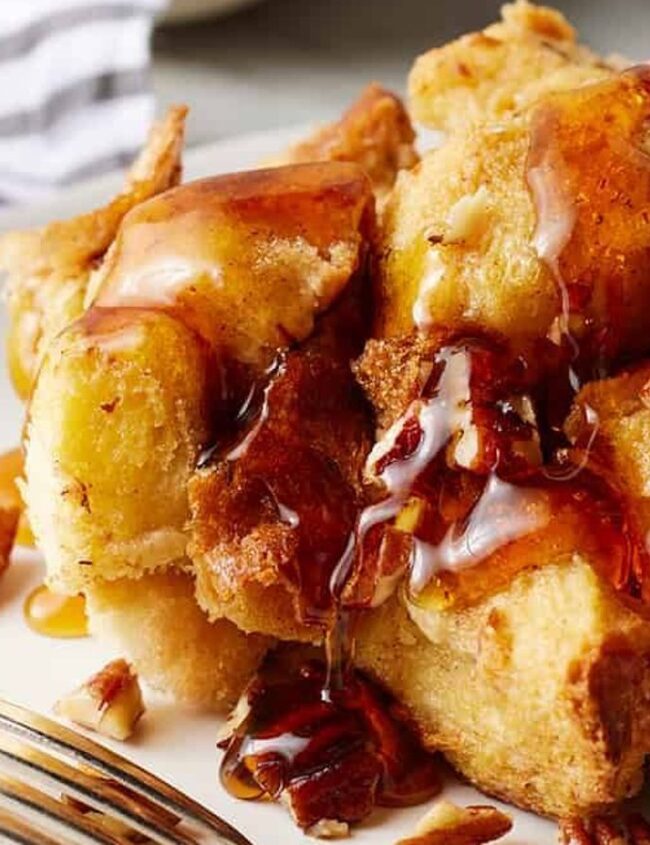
<box><xmin>55</xmin><ymin>658</ymin><xmax>144</xmax><ymax>741</ymax></box>
<box><xmin>396</xmin><ymin>800</ymin><xmax>512</xmax><ymax>845</ymax></box>
<box><xmin>559</xmin><ymin>815</ymin><xmax>650</xmax><ymax>845</ymax></box>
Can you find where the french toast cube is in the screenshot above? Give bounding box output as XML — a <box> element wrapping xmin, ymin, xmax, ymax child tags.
<box><xmin>409</xmin><ymin>1</ymin><xmax>611</xmax><ymax>134</ymax></box>
<box><xmin>356</xmin><ymin>558</ymin><xmax>650</xmax><ymax>819</ymax></box>
<box><xmin>24</xmin><ymin>307</ymin><xmax>211</xmax><ymax>593</ymax></box>
<box><xmin>86</xmin><ymin>572</ymin><xmax>272</xmax><ymax>711</ymax></box>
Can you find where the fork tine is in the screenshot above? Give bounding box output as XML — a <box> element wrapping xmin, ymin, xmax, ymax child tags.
<box><xmin>0</xmin><ymin>700</ymin><xmax>252</xmax><ymax>845</ymax></box>
<box><xmin>0</xmin><ymin>774</ymin><xmax>119</xmax><ymax>844</ymax></box>
<box><xmin>0</xmin><ymin>732</ymin><xmax>194</xmax><ymax>845</ymax></box>
<box><xmin>0</xmin><ymin>807</ymin><xmax>62</xmax><ymax>845</ymax></box>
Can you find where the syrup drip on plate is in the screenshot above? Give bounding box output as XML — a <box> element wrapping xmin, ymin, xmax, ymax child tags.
<box><xmin>24</xmin><ymin>585</ymin><xmax>89</xmax><ymax>639</ymax></box>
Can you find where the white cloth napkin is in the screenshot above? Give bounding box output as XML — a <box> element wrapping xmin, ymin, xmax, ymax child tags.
<box><xmin>0</xmin><ymin>0</ymin><xmax>167</xmax><ymax>205</ymax></box>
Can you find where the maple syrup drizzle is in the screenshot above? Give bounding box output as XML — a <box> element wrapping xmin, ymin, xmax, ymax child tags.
<box><xmin>220</xmin><ymin>659</ymin><xmax>441</xmax><ymax>828</ymax></box>
<box><xmin>24</xmin><ymin>585</ymin><xmax>89</xmax><ymax>639</ymax></box>
<box><xmin>217</xmin><ymin>292</ymin><xmax>443</xmax><ymax>825</ymax></box>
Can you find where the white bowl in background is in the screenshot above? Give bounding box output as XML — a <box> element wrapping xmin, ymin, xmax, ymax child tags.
<box><xmin>160</xmin><ymin>0</ymin><xmax>264</xmax><ymax>23</ymax></box>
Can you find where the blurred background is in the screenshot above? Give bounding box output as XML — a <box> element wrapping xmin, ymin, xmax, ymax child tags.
<box><xmin>0</xmin><ymin>0</ymin><xmax>647</xmax><ymax>205</ymax></box>
<box><xmin>156</xmin><ymin>0</ymin><xmax>650</xmax><ymax>144</ymax></box>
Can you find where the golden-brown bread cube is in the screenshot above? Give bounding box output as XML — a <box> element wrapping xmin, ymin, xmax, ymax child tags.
<box><xmin>88</xmin><ymin>163</ymin><xmax>374</xmax><ymax>369</ymax></box>
<box><xmin>270</xmin><ymin>83</ymin><xmax>419</xmax><ymax>199</ymax></box>
<box><xmin>24</xmin><ymin>308</ymin><xmax>211</xmax><ymax>593</ymax></box>
<box><xmin>1</xmin><ymin>106</ymin><xmax>186</xmax><ymax>399</ymax></box>
<box><xmin>86</xmin><ymin>572</ymin><xmax>272</xmax><ymax>711</ymax></box>
<box><xmin>356</xmin><ymin>558</ymin><xmax>650</xmax><ymax>819</ymax></box>
<box><xmin>377</xmin><ymin>120</ymin><xmax>553</xmax><ymax>345</ymax></box>
<box><xmin>409</xmin><ymin>1</ymin><xmax>611</xmax><ymax>134</ymax></box>
<box><xmin>378</xmin><ymin>68</ymin><xmax>650</xmax><ymax>363</ymax></box>
<box><xmin>25</xmin><ymin>164</ymin><xmax>374</xmax><ymax>597</ymax></box>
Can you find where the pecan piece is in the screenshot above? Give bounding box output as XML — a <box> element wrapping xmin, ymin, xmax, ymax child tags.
<box><xmin>397</xmin><ymin>800</ymin><xmax>512</xmax><ymax>845</ymax></box>
<box><xmin>55</xmin><ymin>658</ymin><xmax>144</xmax><ymax>741</ymax></box>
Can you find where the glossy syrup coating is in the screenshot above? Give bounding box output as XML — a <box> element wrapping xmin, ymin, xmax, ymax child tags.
<box><xmin>190</xmin><ymin>275</ymin><xmax>374</xmax><ymax>642</ymax></box>
<box><xmin>90</xmin><ymin>162</ymin><xmax>375</xmax><ymax>370</ymax></box>
<box><xmin>527</xmin><ymin>65</ymin><xmax>650</xmax><ymax>364</ymax></box>
<box><xmin>378</xmin><ymin>68</ymin><xmax>650</xmax><ymax>365</ymax></box>
<box><xmin>220</xmin><ymin>657</ymin><xmax>441</xmax><ymax>831</ymax></box>
<box><xmin>24</xmin><ymin>586</ymin><xmax>88</xmax><ymax>638</ymax></box>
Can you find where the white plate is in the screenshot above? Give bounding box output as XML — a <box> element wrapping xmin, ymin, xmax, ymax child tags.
<box><xmin>0</xmin><ymin>127</ymin><xmax>556</xmax><ymax>844</ymax></box>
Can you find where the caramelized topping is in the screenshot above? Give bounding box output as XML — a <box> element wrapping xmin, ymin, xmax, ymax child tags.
<box><xmin>220</xmin><ymin>659</ymin><xmax>441</xmax><ymax>831</ymax></box>
<box><xmin>24</xmin><ymin>585</ymin><xmax>89</xmax><ymax>638</ymax></box>
<box><xmin>191</xmin><ymin>274</ymin><xmax>373</xmax><ymax>626</ymax></box>
<box><xmin>345</xmin><ymin>332</ymin><xmax>650</xmax><ymax>610</ymax></box>
<box><xmin>192</xmin><ymin>345</ymin><xmax>370</xmax><ymax>624</ymax></box>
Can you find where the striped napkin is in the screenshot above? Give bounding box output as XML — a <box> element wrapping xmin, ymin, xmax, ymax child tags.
<box><xmin>0</xmin><ymin>0</ymin><xmax>167</xmax><ymax>205</ymax></box>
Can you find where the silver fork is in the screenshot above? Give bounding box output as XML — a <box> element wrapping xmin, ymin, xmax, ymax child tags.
<box><xmin>0</xmin><ymin>698</ymin><xmax>255</xmax><ymax>845</ymax></box>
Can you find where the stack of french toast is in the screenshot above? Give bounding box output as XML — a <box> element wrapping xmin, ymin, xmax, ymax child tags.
<box><xmin>4</xmin><ymin>1</ymin><xmax>650</xmax><ymax>836</ymax></box>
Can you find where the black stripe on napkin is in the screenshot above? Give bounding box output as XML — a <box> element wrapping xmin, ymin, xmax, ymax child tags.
<box><xmin>0</xmin><ymin>3</ymin><xmax>156</xmax><ymax>63</ymax></box>
<box><xmin>0</xmin><ymin>68</ymin><xmax>149</xmax><ymax>137</ymax></box>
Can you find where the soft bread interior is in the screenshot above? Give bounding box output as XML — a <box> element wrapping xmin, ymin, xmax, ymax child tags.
<box><xmin>86</xmin><ymin>571</ymin><xmax>272</xmax><ymax>711</ymax></box>
<box><xmin>25</xmin><ymin>308</ymin><xmax>210</xmax><ymax>593</ymax></box>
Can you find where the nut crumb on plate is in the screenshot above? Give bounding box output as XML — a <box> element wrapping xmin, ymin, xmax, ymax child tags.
<box><xmin>306</xmin><ymin>819</ymin><xmax>350</xmax><ymax>839</ymax></box>
<box><xmin>396</xmin><ymin>800</ymin><xmax>512</xmax><ymax>845</ymax></box>
<box><xmin>55</xmin><ymin>658</ymin><xmax>144</xmax><ymax>741</ymax></box>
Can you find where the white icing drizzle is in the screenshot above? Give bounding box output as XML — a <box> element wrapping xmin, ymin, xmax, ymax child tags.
<box><xmin>84</xmin><ymin>322</ymin><xmax>145</xmax><ymax>355</ymax></box>
<box><xmin>277</xmin><ymin>501</ymin><xmax>301</xmax><ymax>529</ymax></box>
<box><xmin>412</xmin><ymin>248</ymin><xmax>445</xmax><ymax>331</ymax></box>
<box><xmin>528</xmin><ymin>161</ymin><xmax>576</xmax><ymax>283</ymax></box>
<box><xmin>335</xmin><ymin>348</ymin><xmax>473</xmax><ymax>606</ymax></box>
<box><xmin>527</xmin><ymin>129</ymin><xmax>578</xmax><ymax>358</ymax></box>
<box><xmin>243</xmin><ymin>732</ymin><xmax>310</xmax><ymax>763</ymax></box>
<box><xmin>367</xmin><ymin>349</ymin><xmax>472</xmax><ymax>494</ymax></box>
<box><xmin>99</xmin><ymin>256</ymin><xmax>223</xmax><ymax>309</ymax></box>
<box><xmin>338</xmin><ymin>345</ymin><xmax>549</xmax><ymax>607</ymax></box>
<box><xmin>409</xmin><ymin>475</ymin><xmax>550</xmax><ymax>593</ymax></box>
